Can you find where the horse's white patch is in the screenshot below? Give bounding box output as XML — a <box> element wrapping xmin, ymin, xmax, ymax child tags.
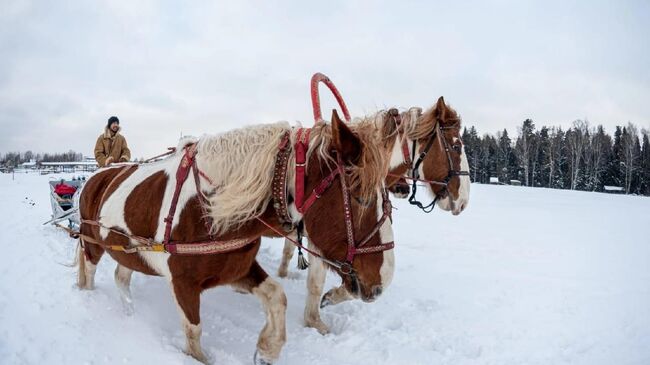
<box><xmin>98</xmin><ymin>167</ymin><xmax>137</xmax><ymax>240</ymax></box>
<box><xmin>456</xmin><ymin>146</ymin><xmax>471</xmax><ymax>210</ymax></box>
<box><xmin>389</xmin><ymin>136</ymin><xmax>406</xmax><ymax>169</ymax></box>
<box><xmin>252</xmin><ymin>277</ymin><xmax>287</xmax><ymax>362</ymax></box>
<box><xmin>377</xmin><ymin>189</ymin><xmax>394</xmax><ymax>244</ymax></box>
<box><xmin>96</xmin><ymin>153</ymin><xmax>202</xmax><ymax>278</ymax></box>
<box><xmin>170</xmin><ymin>288</ymin><xmax>208</xmax><ymax>363</ymax></box>
<box><xmin>380</xmin><ymin>250</ymin><xmax>395</xmax><ymax>288</ymax></box>
<box><xmin>303</xmin><ymin>240</ymin><xmax>330</xmax><ymax>334</ymax></box>
<box><xmin>376</xmin><ymin>189</ymin><xmax>395</xmax><ymax>288</ymax></box>
<box><xmin>436</xmin><ymin>145</ymin><xmax>470</xmax><ymax>214</ymax></box>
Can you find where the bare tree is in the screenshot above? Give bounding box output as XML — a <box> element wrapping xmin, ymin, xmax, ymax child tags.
<box><xmin>566</xmin><ymin>120</ymin><xmax>588</xmax><ymax>190</ymax></box>
<box><xmin>515</xmin><ymin>119</ymin><xmax>535</xmax><ymax>186</ymax></box>
<box><xmin>621</xmin><ymin>123</ymin><xmax>641</xmax><ymax>193</ymax></box>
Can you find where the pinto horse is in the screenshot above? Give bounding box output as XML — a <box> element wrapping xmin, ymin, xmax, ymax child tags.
<box><xmin>277</xmin><ymin>97</ymin><xmax>471</xmax><ymax>334</ymax></box>
<box><xmin>76</xmin><ymin>115</ymin><xmax>395</xmax><ymax>364</ymax></box>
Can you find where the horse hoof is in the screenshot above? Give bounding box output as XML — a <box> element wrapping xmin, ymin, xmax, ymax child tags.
<box><xmin>320</xmin><ymin>294</ymin><xmax>332</xmax><ymax>308</ymax></box>
<box><xmin>305</xmin><ymin>319</ymin><xmax>330</xmax><ymax>335</ymax></box>
<box><xmin>253</xmin><ymin>350</ymin><xmax>273</xmax><ymax>365</ymax></box>
<box><xmin>121</xmin><ymin>300</ymin><xmax>134</xmax><ymax>316</ymax></box>
<box><xmin>185</xmin><ymin>349</ymin><xmax>210</xmax><ymax>364</ymax></box>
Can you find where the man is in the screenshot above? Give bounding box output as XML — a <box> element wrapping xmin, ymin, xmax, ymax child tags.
<box><xmin>94</xmin><ymin>116</ymin><xmax>131</xmax><ymax>167</ymax></box>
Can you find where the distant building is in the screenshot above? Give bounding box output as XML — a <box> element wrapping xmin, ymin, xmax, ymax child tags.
<box><xmin>510</xmin><ymin>180</ymin><xmax>522</xmax><ymax>186</ymax></box>
<box><xmin>39</xmin><ymin>158</ymin><xmax>98</xmax><ymax>173</ymax></box>
<box><xmin>20</xmin><ymin>159</ymin><xmax>37</xmax><ymax>169</ymax></box>
<box><xmin>489</xmin><ymin>177</ymin><xmax>499</xmax><ymax>185</ymax></box>
<box><xmin>603</xmin><ymin>186</ymin><xmax>624</xmax><ymax>194</ymax></box>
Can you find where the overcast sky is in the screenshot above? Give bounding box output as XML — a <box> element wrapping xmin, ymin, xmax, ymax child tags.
<box><xmin>1</xmin><ymin>0</ymin><xmax>649</xmax><ymax>158</ymax></box>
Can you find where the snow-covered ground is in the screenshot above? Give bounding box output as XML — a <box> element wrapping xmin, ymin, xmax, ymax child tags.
<box><xmin>1</xmin><ymin>171</ymin><xmax>649</xmax><ymax>365</ymax></box>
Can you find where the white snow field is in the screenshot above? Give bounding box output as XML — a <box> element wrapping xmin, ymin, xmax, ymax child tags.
<box><xmin>1</xmin><ymin>171</ymin><xmax>649</xmax><ymax>365</ymax></box>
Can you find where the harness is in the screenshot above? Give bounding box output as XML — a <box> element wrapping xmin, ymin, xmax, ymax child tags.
<box><xmin>78</xmin><ymin>130</ymin><xmax>395</xmax><ymax>279</ymax></box>
<box><xmin>264</xmin><ymin>128</ymin><xmax>394</xmax><ymax>277</ymax></box>
<box><xmin>387</xmin><ymin>108</ymin><xmax>470</xmax><ymax>213</ymax></box>
<box><xmin>79</xmin><ymin>145</ymin><xmax>255</xmax><ymax>256</ymax></box>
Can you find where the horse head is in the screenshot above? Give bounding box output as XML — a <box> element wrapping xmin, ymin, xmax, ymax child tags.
<box><xmin>412</xmin><ymin>97</ymin><xmax>471</xmax><ymax>215</ymax></box>
<box><xmin>300</xmin><ymin>110</ymin><xmax>395</xmax><ymax>303</ymax></box>
<box><xmin>381</xmin><ymin>97</ymin><xmax>471</xmax><ymax>215</ymax></box>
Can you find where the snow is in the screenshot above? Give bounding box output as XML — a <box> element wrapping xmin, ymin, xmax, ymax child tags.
<box><xmin>1</xmin><ymin>172</ymin><xmax>649</xmax><ymax>365</ymax></box>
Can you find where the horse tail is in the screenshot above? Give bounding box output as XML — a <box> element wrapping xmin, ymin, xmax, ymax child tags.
<box><xmin>57</xmin><ymin>238</ymin><xmax>81</xmax><ymax>268</ymax></box>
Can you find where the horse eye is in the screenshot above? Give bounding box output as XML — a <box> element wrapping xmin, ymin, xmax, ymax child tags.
<box><xmin>452</xmin><ymin>144</ymin><xmax>462</xmax><ymax>153</ymax></box>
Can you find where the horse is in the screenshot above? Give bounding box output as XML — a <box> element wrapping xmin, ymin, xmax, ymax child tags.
<box><xmin>75</xmin><ymin>114</ymin><xmax>396</xmax><ymax>364</ymax></box>
<box><xmin>277</xmin><ymin>96</ymin><xmax>471</xmax><ymax>334</ymax></box>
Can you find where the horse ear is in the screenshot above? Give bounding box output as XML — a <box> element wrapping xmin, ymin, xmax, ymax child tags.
<box><xmin>331</xmin><ymin>109</ymin><xmax>362</xmax><ymax>164</ymax></box>
<box><xmin>434</xmin><ymin>96</ymin><xmax>448</xmax><ymax>121</ymax></box>
<box><xmin>383</xmin><ymin>108</ymin><xmax>399</xmax><ymax>140</ymax></box>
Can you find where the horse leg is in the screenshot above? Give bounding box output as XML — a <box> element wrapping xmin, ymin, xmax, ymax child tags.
<box><xmin>277</xmin><ymin>235</ymin><xmax>296</xmax><ymax>278</ymax></box>
<box><xmin>77</xmin><ymin>239</ymin><xmax>104</xmax><ymax>290</ymax></box>
<box><xmin>114</xmin><ymin>264</ymin><xmax>134</xmax><ymax>315</ymax></box>
<box><xmin>233</xmin><ymin>261</ymin><xmax>287</xmax><ymax>365</ymax></box>
<box><xmin>303</xmin><ymin>242</ymin><xmax>330</xmax><ymax>335</ymax></box>
<box><xmin>170</xmin><ymin>279</ymin><xmax>208</xmax><ymax>364</ymax></box>
<box><xmin>320</xmin><ymin>284</ymin><xmax>354</xmax><ymax>308</ymax></box>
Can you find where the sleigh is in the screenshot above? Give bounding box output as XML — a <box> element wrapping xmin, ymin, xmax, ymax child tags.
<box><xmin>46</xmin><ymin>177</ymin><xmax>85</xmax><ymax>229</ymax></box>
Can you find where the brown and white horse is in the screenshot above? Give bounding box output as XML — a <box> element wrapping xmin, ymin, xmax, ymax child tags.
<box><xmin>76</xmin><ymin>116</ymin><xmax>395</xmax><ymax>364</ymax></box>
<box><xmin>278</xmin><ymin>97</ymin><xmax>471</xmax><ymax>334</ymax></box>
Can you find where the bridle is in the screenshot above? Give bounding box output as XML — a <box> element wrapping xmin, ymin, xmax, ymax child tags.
<box><xmin>387</xmin><ymin>108</ymin><xmax>470</xmax><ymax>213</ymax></box>
<box><xmin>265</xmin><ymin>128</ymin><xmax>394</xmax><ymax>286</ymax></box>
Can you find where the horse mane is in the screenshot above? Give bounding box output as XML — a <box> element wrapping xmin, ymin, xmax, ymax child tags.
<box><xmin>352</xmin><ymin>107</ymin><xmax>421</xmax><ymax>145</ymax></box>
<box><xmin>308</xmin><ymin>119</ymin><xmax>389</xmax><ymax>206</ymax></box>
<box><xmin>407</xmin><ymin>103</ymin><xmax>461</xmax><ymax>141</ymax></box>
<box><xmin>197</xmin><ymin>122</ymin><xmax>290</xmax><ymax>235</ymax></box>
<box><xmin>195</xmin><ymin>119</ymin><xmax>390</xmax><ymax>235</ymax></box>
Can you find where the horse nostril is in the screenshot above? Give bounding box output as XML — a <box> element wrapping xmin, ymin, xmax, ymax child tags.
<box><xmin>372</xmin><ymin>286</ymin><xmax>383</xmax><ymax>298</ymax></box>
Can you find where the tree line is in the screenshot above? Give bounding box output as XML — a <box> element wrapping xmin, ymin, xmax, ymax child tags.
<box><xmin>0</xmin><ymin>150</ymin><xmax>85</xmax><ymax>167</ymax></box>
<box><xmin>2</xmin><ymin>121</ymin><xmax>650</xmax><ymax>197</ymax></box>
<box><xmin>462</xmin><ymin>120</ymin><xmax>650</xmax><ymax>195</ymax></box>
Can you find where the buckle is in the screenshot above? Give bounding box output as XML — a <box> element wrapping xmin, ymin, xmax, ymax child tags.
<box><xmin>339</xmin><ymin>262</ymin><xmax>354</xmax><ymax>275</ymax></box>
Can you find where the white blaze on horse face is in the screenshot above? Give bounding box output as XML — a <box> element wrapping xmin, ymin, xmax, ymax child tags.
<box><xmin>437</xmin><ymin>145</ymin><xmax>470</xmax><ymax>215</ymax></box>
<box><xmin>389</xmin><ymin>135</ymin><xmax>407</xmax><ymax>169</ymax></box>
<box><xmin>456</xmin><ymin>145</ymin><xmax>471</xmax><ymax>211</ymax></box>
<box><xmin>376</xmin><ymin>189</ymin><xmax>395</xmax><ymax>289</ymax></box>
